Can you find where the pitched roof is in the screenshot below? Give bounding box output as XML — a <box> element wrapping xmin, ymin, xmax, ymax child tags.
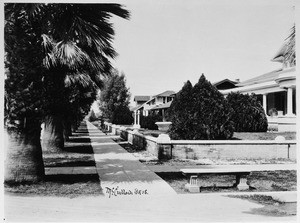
<box><xmin>130</xmin><ymin>105</ymin><xmax>143</xmax><ymax>111</ymax></box>
<box><xmin>149</xmin><ymin>101</ymin><xmax>173</xmax><ymax>110</ymax></box>
<box><xmin>213</xmin><ymin>79</ymin><xmax>239</xmax><ymax>86</ymax></box>
<box><xmin>154</xmin><ymin>90</ymin><xmax>176</xmax><ymax>97</ymax></box>
<box><xmin>236</xmin><ymin>68</ymin><xmax>284</xmax><ymax>87</ymax></box>
<box><xmin>134</xmin><ymin>95</ymin><xmax>150</xmax><ymax>102</ymax></box>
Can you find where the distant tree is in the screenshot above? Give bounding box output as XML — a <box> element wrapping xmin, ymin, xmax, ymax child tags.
<box><xmin>88</xmin><ymin>109</ymin><xmax>98</xmax><ymax>122</ymax></box>
<box><xmin>111</xmin><ymin>106</ymin><xmax>133</xmax><ymax>125</ymax></box>
<box><xmin>99</xmin><ymin>70</ymin><xmax>133</xmax><ymax>125</ymax></box>
<box><xmin>167</xmin><ymin>81</ymin><xmax>194</xmax><ymax>139</ymax></box>
<box><xmin>226</xmin><ymin>92</ymin><xmax>268</xmax><ymax>132</ymax></box>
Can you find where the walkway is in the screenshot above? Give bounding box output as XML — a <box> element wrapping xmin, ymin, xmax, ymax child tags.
<box><xmin>85</xmin><ymin>121</ymin><xmax>177</xmax><ymax>197</ymax></box>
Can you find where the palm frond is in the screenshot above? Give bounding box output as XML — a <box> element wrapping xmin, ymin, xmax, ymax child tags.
<box><xmin>64</xmin><ymin>72</ymin><xmax>97</xmax><ymax>90</ymax></box>
<box><xmin>284</xmin><ymin>24</ymin><xmax>296</xmax><ymax>66</ymax></box>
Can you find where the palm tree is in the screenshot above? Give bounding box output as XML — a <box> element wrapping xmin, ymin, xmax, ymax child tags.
<box><xmin>4</xmin><ymin>3</ymin><xmax>130</xmax><ymax>182</ymax></box>
<box><xmin>5</xmin><ymin>5</ymin><xmax>47</xmax><ymax>182</ymax></box>
<box><xmin>39</xmin><ymin>4</ymin><xmax>130</xmax><ymax>152</ymax></box>
<box><xmin>284</xmin><ymin>24</ymin><xmax>295</xmax><ymax>66</ymax></box>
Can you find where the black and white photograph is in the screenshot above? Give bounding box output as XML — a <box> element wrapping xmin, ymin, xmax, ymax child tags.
<box><xmin>1</xmin><ymin>0</ymin><xmax>298</xmax><ymax>222</ymax></box>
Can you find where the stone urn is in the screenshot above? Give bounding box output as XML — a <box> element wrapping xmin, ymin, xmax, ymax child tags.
<box><xmin>155</xmin><ymin>122</ymin><xmax>172</xmax><ymax>131</ymax></box>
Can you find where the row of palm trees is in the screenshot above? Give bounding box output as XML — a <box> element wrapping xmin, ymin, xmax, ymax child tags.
<box><xmin>4</xmin><ymin>3</ymin><xmax>130</xmax><ymax>183</ymax></box>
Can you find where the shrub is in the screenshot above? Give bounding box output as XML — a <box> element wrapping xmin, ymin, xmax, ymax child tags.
<box><xmin>111</xmin><ymin>106</ymin><xmax>133</xmax><ymax>125</ymax></box>
<box><xmin>227</xmin><ymin>92</ymin><xmax>268</xmax><ymax>132</ymax></box>
<box><xmin>140</xmin><ymin>113</ymin><xmax>162</xmax><ymax>130</ymax></box>
<box><xmin>168</xmin><ymin>75</ymin><xmax>234</xmax><ymax>140</ymax></box>
<box><xmin>190</xmin><ymin>75</ymin><xmax>234</xmax><ymax>139</ymax></box>
<box><xmin>268</xmin><ymin>108</ymin><xmax>278</xmax><ymax>117</ymax></box>
<box><xmin>167</xmin><ymin>80</ymin><xmax>195</xmax><ymax>139</ymax></box>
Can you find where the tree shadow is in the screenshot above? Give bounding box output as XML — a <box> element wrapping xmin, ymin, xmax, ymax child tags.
<box><xmin>63</xmin><ymin>145</ymin><xmax>93</xmax><ymax>154</ymax></box>
<box><xmin>45</xmin><ymin>174</ymin><xmax>100</xmax><ymax>184</ymax></box>
<box><xmin>45</xmin><ymin>160</ymin><xmax>96</xmax><ymax>167</ymax></box>
<box><xmin>68</xmin><ymin>137</ymin><xmax>91</xmax><ymax>143</ymax></box>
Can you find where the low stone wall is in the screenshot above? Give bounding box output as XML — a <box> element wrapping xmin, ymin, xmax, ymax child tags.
<box><xmin>104</xmin><ymin>122</ymin><xmax>296</xmax><ymax>161</ymax></box>
<box><xmin>170</xmin><ymin>140</ymin><xmax>296</xmax><ymax>160</ymax></box>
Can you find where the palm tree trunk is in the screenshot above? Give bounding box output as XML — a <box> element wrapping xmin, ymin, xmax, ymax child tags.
<box><xmin>5</xmin><ymin>119</ymin><xmax>45</xmax><ymax>183</ymax></box>
<box><xmin>41</xmin><ymin>115</ymin><xmax>64</xmax><ymax>153</ymax></box>
<box><xmin>63</xmin><ymin>119</ymin><xmax>72</xmax><ymax>141</ymax></box>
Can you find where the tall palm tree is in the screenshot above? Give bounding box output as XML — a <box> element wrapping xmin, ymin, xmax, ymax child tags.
<box><xmin>4</xmin><ymin>3</ymin><xmax>130</xmax><ymax>182</ymax></box>
<box><xmin>39</xmin><ymin>4</ymin><xmax>130</xmax><ymax>152</ymax></box>
<box><xmin>5</xmin><ymin>5</ymin><xmax>47</xmax><ymax>182</ymax></box>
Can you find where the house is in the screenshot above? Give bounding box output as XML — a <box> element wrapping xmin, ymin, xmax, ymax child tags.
<box><xmin>213</xmin><ymin>79</ymin><xmax>240</xmax><ymax>90</ymax></box>
<box><xmin>131</xmin><ymin>90</ymin><xmax>176</xmax><ymax>120</ymax></box>
<box><xmin>134</xmin><ymin>96</ymin><xmax>150</xmax><ymax>106</ymax></box>
<box><xmin>220</xmin><ymin>41</ymin><xmax>296</xmax><ymax>132</ymax></box>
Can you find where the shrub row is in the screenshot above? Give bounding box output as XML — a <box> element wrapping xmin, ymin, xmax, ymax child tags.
<box><xmin>167</xmin><ymin>74</ymin><xmax>267</xmax><ymax>140</ymax></box>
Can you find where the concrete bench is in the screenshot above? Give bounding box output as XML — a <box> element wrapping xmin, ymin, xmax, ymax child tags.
<box><xmin>180</xmin><ymin>164</ymin><xmax>296</xmax><ymax>193</ymax></box>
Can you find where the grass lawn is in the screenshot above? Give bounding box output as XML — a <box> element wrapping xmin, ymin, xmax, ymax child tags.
<box><xmin>5</xmin><ymin>174</ymin><xmax>103</xmax><ymax>197</ymax></box>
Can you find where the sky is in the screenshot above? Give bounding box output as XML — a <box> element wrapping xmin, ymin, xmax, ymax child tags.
<box><xmin>107</xmin><ymin>0</ymin><xmax>295</xmax><ymax>105</ymax></box>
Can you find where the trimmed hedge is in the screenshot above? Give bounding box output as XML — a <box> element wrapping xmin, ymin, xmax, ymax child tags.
<box><xmin>226</xmin><ymin>92</ymin><xmax>268</xmax><ymax>132</ymax></box>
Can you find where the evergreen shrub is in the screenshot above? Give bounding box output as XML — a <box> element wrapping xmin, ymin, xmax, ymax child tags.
<box><xmin>168</xmin><ymin>75</ymin><xmax>234</xmax><ymax>140</ymax></box>
<box><xmin>167</xmin><ymin>80</ymin><xmax>195</xmax><ymax>139</ymax></box>
<box><xmin>140</xmin><ymin>113</ymin><xmax>162</xmax><ymax>130</ymax></box>
<box><xmin>111</xmin><ymin>106</ymin><xmax>133</xmax><ymax>125</ymax></box>
<box><xmin>226</xmin><ymin>92</ymin><xmax>268</xmax><ymax>132</ymax></box>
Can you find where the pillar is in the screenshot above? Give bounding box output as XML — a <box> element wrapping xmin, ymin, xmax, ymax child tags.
<box><xmin>286</xmin><ymin>87</ymin><xmax>294</xmax><ymax>116</ymax></box>
<box><xmin>134</xmin><ymin>110</ymin><xmax>137</xmax><ymax>125</ymax></box>
<box><xmin>263</xmin><ymin>94</ymin><xmax>267</xmax><ymax>115</ymax></box>
<box><xmin>137</xmin><ymin>110</ymin><xmax>140</xmax><ymax>126</ymax></box>
<box><xmin>133</xmin><ymin>110</ymin><xmax>141</xmax><ymax>129</ymax></box>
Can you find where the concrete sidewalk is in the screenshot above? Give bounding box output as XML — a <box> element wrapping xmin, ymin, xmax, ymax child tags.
<box><xmin>85</xmin><ymin>121</ymin><xmax>177</xmax><ymax>197</ymax></box>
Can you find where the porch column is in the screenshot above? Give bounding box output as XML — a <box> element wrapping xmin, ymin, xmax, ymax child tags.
<box><xmin>134</xmin><ymin>111</ymin><xmax>137</xmax><ymax>125</ymax></box>
<box><xmin>262</xmin><ymin>94</ymin><xmax>267</xmax><ymax>114</ymax></box>
<box><xmin>286</xmin><ymin>87</ymin><xmax>294</xmax><ymax>116</ymax></box>
<box><xmin>137</xmin><ymin>110</ymin><xmax>140</xmax><ymax>126</ymax></box>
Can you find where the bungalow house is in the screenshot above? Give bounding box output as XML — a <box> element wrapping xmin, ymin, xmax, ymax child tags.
<box><xmin>134</xmin><ymin>95</ymin><xmax>150</xmax><ymax>106</ymax></box>
<box><xmin>213</xmin><ymin>79</ymin><xmax>240</xmax><ymax>90</ymax></box>
<box><xmin>131</xmin><ymin>90</ymin><xmax>176</xmax><ymax>120</ymax></box>
<box><xmin>143</xmin><ymin>90</ymin><xmax>176</xmax><ymax>116</ymax></box>
<box><xmin>220</xmin><ymin>41</ymin><xmax>296</xmax><ymax>132</ymax></box>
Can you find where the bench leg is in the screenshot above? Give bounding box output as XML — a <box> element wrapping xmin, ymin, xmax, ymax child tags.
<box><xmin>185</xmin><ymin>175</ymin><xmax>200</xmax><ymax>193</ymax></box>
<box><xmin>235</xmin><ymin>175</ymin><xmax>249</xmax><ymax>190</ymax></box>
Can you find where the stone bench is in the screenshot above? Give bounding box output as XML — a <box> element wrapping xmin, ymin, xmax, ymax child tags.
<box><xmin>180</xmin><ymin>164</ymin><xmax>296</xmax><ymax>193</ymax></box>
